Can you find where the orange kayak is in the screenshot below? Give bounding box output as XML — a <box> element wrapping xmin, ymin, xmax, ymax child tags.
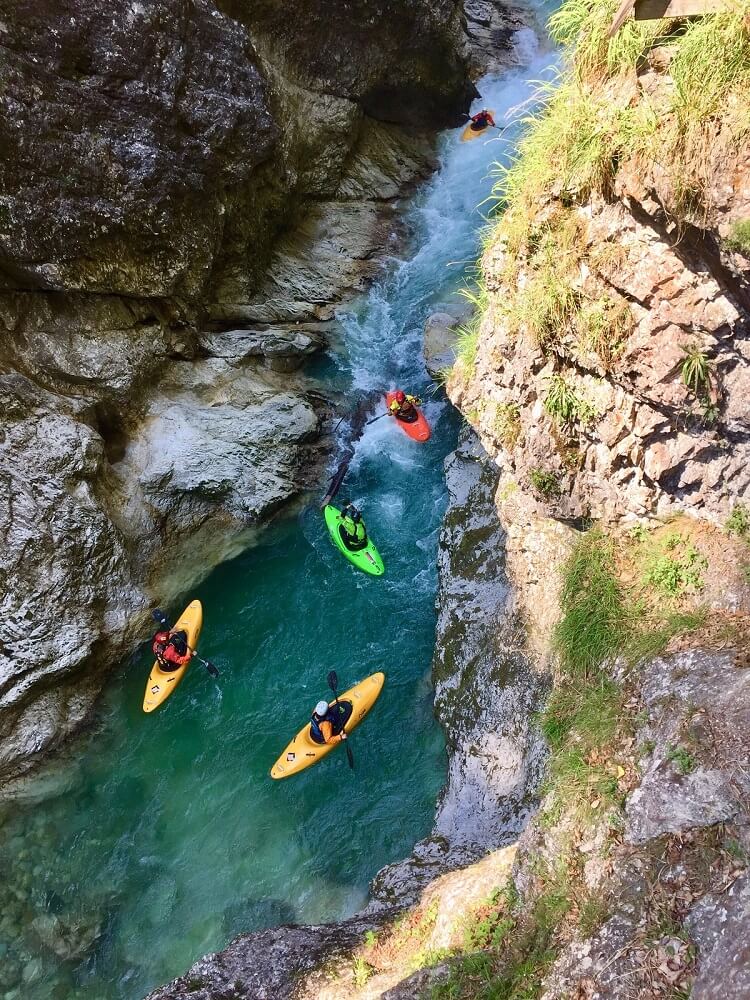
<box><xmin>385</xmin><ymin>392</ymin><xmax>430</xmax><ymax>442</ymax></box>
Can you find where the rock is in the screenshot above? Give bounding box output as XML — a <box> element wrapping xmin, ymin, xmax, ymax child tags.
<box><xmin>430</xmin><ymin>434</ymin><xmax>548</xmax><ymax>851</ymax></box>
<box><xmin>626</xmin><ymin>649</ymin><xmax>750</xmax><ymax>844</ymax></box>
<box><xmin>30</xmin><ymin>911</ymin><xmax>103</xmax><ymax>962</ymax></box>
<box><xmin>144</xmin><ymin>914</ymin><xmax>392</xmax><ymax>1000</ymax></box>
<box><xmin>686</xmin><ymin>874</ymin><xmax>750</xmax><ymax>999</ymax></box>
<box><xmin>199</xmin><ymin>326</ymin><xmax>327</xmax><ymax>372</ymax></box>
<box><xmin>423</xmin><ymin>312</ymin><xmax>461</xmax><ymax>377</ymax></box>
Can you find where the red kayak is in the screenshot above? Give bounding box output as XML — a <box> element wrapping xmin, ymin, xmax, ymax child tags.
<box><xmin>384</xmin><ymin>392</ymin><xmax>431</xmax><ymax>442</ymax></box>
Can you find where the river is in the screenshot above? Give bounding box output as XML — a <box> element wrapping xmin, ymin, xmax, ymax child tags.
<box><xmin>0</xmin><ymin>19</ymin><xmax>554</xmax><ymax>999</ymax></box>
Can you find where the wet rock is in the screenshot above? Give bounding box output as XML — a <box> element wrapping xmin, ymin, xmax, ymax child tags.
<box><xmin>431</xmin><ymin>434</ymin><xmax>547</xmax><ymax>851</ymax></box>
<box><xmin>423</xmin><ymin>312</ymin><xmax>462</xmax><ymax>378</ymax></box>
<box><xmin>686</xmin><ymin>873</ymin><xmax>750</xmax><ymax>999</ymax></box>
<box><xmin>30</xmin><ymin>911</ymin><xmax>102</xmax><ymax>962</ymax></box>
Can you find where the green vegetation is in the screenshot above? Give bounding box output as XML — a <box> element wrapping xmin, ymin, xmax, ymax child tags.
<box><xmin>455</xmin><ymin>283</ymin><xmax>488</xmax><ymax>373</ymax></box>
<box><xmin>667</xmin><ymin>745</ymin><xmax>697</xmax><ymax>775</ymax></box>
<box><xmin>352</xmin><ymin>957</ymin><xmax>374</xmax><ymax>987</ymax></box>
<box><xmin>543</xmin><ymin>374</ymin><xmax>597</xmax><ymax>428</ymax></box>
<box><xmin>681</xmin><ymin>345</ymin><xmax>712</xmax><ymax>397</ymax></box>
<box><xmin>554</xmin><ymin>530</ymin><xmax>625</xmax><ymax>676</ymax></box>
<box><xmin>641</xmin><ymin>533</ymin><xmax>707</xmax><ymax>596</ymax></box>
<box><xmin>421</xmin><ymin>523</ymin><xmax>708</xmax><ymax>999</ymax></box>
<box><xmin>492</xmin><ymin>402</ymin><xmax>522</xmax><ymax>449</ymax></box>
<box><xmin>724</xmin><ymin>219</ymin><xmax>750</xmax><ymax>256</ymax></box>
<box><xmin>726</xmin><ymin>502</ymin><xmax>750</xmax><ymax>538</ymax></box>
<box><xmin>529</xmin><ymin>468</ymin><xmax>561</xmax><ymax>499</ymax></box>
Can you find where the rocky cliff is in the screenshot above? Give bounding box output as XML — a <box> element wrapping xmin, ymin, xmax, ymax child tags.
<box><xmin>0</xmin><ymin>0</ymin><xmax>492</xmax><ymax>781</ymax></box>
<box><xmin>144</xmin><ymin>4</ymin><xmax>750</xmax><ymax>997</ymax></box>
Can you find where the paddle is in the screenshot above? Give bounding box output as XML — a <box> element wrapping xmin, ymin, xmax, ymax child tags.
<box><xmin>327</xmin><ymin>670</ymin><xmax>354</xmax><ymax>770</ymax></box>
<box><xmin>366</xmin><ymin>412</ymin><xmax>389</xmax><ymax>426</ymax></box>
<box><xmin>151</xmin><ymin>609</ymin><xmax>219</xmax><ymax>677</ymax></box>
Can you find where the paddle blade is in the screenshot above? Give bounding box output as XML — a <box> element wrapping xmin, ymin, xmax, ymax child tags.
<box><xmin>152</xmin><ymin>608</ymin><xmax>169</xmax><ymax>627</ymax></box>
<box><xmin>345</xmin><ymin>742</ymin><xmax>354</xmax><ymax>770</ymax></box>
<box><xmin>327</xmin><ymin>670</ymin><xmax>338</xmax><ymax>692</ymax></box>
<box><xmin>206</xmin><ymin>663</ymin><xmax>219</xmax><ymax>678</ymax></box>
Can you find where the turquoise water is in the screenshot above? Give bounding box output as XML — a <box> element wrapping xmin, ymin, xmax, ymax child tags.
<box><xmin>0</xmin><ymin>29</ymin><xmax>555</xmax><ymax>1000</ymax></box>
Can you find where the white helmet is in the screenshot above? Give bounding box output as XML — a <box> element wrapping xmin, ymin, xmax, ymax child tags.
<box><xmin>314</xmin><ymin>700</ymin><xmax>329</xmax><ymax>717</ymax></box>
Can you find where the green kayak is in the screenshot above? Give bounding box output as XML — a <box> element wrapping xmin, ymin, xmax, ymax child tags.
<box><xmin>323</xmin><ymin>505</ymin><xmax>384</xmax><ymax>577</ymax></box>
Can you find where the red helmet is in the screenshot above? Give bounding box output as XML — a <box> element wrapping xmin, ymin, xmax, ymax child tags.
<box><xmin>395</xmin><ymin>390</ymin><xmax>406</xmax><ymax>403</ymax></box>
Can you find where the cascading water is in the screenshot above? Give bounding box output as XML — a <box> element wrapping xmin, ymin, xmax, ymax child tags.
<box><xmin>0</xmin><ymin>21</ymin><xmax>556</xmax><ymax>1000</ymax></box>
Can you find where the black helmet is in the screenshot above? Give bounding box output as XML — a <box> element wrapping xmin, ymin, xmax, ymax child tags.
<box><xmin>351</xmin><ymin>509</ymin><xmax>362</xmax><ymax>522</ymax></box>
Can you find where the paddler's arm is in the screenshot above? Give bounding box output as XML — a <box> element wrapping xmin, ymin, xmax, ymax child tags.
<box><xmin>320</xmin><ymin>720</ymin><xmax>347</xmax><ymax>744</ymax></box>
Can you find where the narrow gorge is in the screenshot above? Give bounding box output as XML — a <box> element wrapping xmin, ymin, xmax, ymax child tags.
<box><xmin>2</xmin><ymin>1</ymin><xmax>750</xmax><ymax>999</ymax></box>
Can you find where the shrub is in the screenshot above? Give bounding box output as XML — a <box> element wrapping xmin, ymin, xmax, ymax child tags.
<box><xmin>726</xmin><ymin>503</ymin><xmax>750</xmax><ymax>538</ymax></box>
<box><xmin>724</xmin><ymin>219</ymin><xmax>750</xmax><ymax>256</ymax></box>
<box><xmin>544</xmin><ymin>374</ymin><xmax>597</xmax><ymax>427</ymax></box>
<box><xmin>681</xmin><ymin>345</ymin><xmax>712</xmax><ymax>396</ymax></box>
<box><xmin>530</xmin><ymin>468</ymin><xmax>561</xmax><ymax>499</ymax></box>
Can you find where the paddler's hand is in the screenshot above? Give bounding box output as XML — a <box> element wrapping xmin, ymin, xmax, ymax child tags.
<box><xmin>340</xmin><ymin>732</ymin><xmax>347</xmax><ymax>741</ymax></box>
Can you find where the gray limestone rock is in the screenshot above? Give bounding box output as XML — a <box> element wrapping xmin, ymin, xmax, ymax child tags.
<box><xmin>686</xmin><ymin>874</ymin><xmax>750</xmax><ymax>1000</ymax></box>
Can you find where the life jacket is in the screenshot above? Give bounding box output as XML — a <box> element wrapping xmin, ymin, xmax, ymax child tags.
<box><xmin>340</xmin><ymin>516</ymin><xmax>367</xmax><ymax>550</ymax></box>
<box><xmin>310</xmin><ymin>708</ymin><xmax>337</xmax><ymax>744</ymax></box>
<box><xmin>310</xmin><ymin>702</ymin><xmax>352</xmax><ymax>744</ymax></box>
<box><xmin>152</xmin><ymin>630</ymin><xmax>170</xmax><ymax>663</ymax></box>
<box><xmin>169</xmin><ymin>630</ymin><xmax>188</xmax><ymax>656</ymax></box>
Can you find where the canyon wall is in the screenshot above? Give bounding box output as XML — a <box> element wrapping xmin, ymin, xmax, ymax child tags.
<box><xmin>0</xmin><ymin>0</ymin><xmax>485</xmax><ymax>781</ymax></box>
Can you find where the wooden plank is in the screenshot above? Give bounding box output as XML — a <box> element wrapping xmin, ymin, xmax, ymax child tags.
<box><xmin>634</xmin><ymin>0</ymin><xmax>733</xmax><ymax>19</ymax></box>
<box><xmin>608</xmin><ymin>0</ymin><xmax>637</xmax><ymax>36</ymax></box>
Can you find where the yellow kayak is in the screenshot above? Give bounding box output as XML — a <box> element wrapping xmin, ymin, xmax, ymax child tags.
<box><xmin>461</xmin><ymin>110</ymin><xmax>496</xmax><ymax>142</ymax></box>
<box><xmin>142</xmin><ymin>600</ymin><xmax>203</xmax><ymax>713</ymax></box>
<box><xmin>270</xmin><ymin>672</ymin><xmax>386</xmax><ymax>779</ymax></box>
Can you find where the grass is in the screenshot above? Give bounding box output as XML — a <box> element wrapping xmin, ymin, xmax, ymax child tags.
<box><xmin>529</xmin><ymin>468</ymin><xmax>561</xmax><ymax>499</ymax></box>
<box><xmin>681</xmin><ymin>345</ymin><xmax>712</xmax><ymax>397</ymax></box>
<box><xmin>454</xmin><ymin>283</ymin><xmax>488</xmax><ymax>374</ymax></box>
<box><xmin>726</xmin><ymin>503</ymin><xmax>750</xmax><ymax>538</ymax></box>
<box><xmin>667</xmin><ymin>745</ymin><xmax>697</xmax><ymax>775</ymax></box>
<box><xmin>544</xmin><ymin>374</ymin><xmax>597</xmax><ymax>428</ymax></box>
<box><xmin>491</xmin><ymin>402</ymin><xmax>522</xmax><ymax>449</ymax></box>
<box><xmin>457</xmin><ymin>0</ymin><xmax>750</xmax><ymax>382</ymax></box>
<box><xmin>641</xmin><ymin>533</ymin><xmax>707</xmax><ymax>596</ymax></box>
<box><xmin>554</xmin><ymin>530</ymin><xmax>626</xmax><ymax>677</ymax></box>
<box><xmin>724</xmin><ymin>219</ymin><xmax>750</xmax><ymax>255</ymax></box>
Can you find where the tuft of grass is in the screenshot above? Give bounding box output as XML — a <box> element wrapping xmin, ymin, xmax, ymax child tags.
<box><xmin>724</xmin><ymin>219</ymin><xmax>750</xmax><ymax>256</ymax></box>
<box><xmin>681</xmin><ymin>344</ymin><xmax>712</xmax><ymax>397</ymax></box>
<box><xmin>530</xmin><ymin>468</ymin><xmax>561</xmax><ymax>499</ymax></box>
<box><xmin>555</xmin><ymin>529</ymin><xmax>625</xmax><ymax>677</ymax></box>
<box><xmin>642</xmin><ymin>536</ymin><xmax>707</xmax><ymax>596</ymax></box>
<box><xmin>352</xmin><ymin>957</ymin><xmax>374</xmax><ymax>988</ymax></box>
<box><xmin>454</xmin><ymin>283</ymin><xmax>488</xmax><ymax>374</ymax></box>
<box><xmin>544</xmin><ymin>374</ymin><xmax>597</xmax><ymax>427</ymax></box>
<box><xmin>491</xmin><ymin>402</ymin><xmax>522</xmax><ymax>449</ymax></box>
<box><xmin>726</xmin><ymin>503</ymin><xmax>750</xmax><ymax>538</ymax></box>
<box><xmin>667</xmin><ymin>745</ymin><xmax>697</xmax><ymax>775</ymax></box>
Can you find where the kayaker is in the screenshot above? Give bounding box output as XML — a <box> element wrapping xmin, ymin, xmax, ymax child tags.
<box><xmin>152</xmin><ymin>628</ymin><xmax>193</xmax><ymax>672</ymax></box>
<box><xmin>470</xmin><ymin>109</ymin><xmax>495</xmax><ymax>131</ymax></box>
<box><xmin>389</xmin><ymin>390</ymin><xmax>422</xmax><ymax>422</ymax></box>
<box><xmin>340</xmin><ymin>503</ymin><xmax>368</xmax><ymax>551</ymax></box>
<box><xmin>310</xmin><ymin>700</ymin><xmax>349</xmax><ymax>745</ymax></box>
